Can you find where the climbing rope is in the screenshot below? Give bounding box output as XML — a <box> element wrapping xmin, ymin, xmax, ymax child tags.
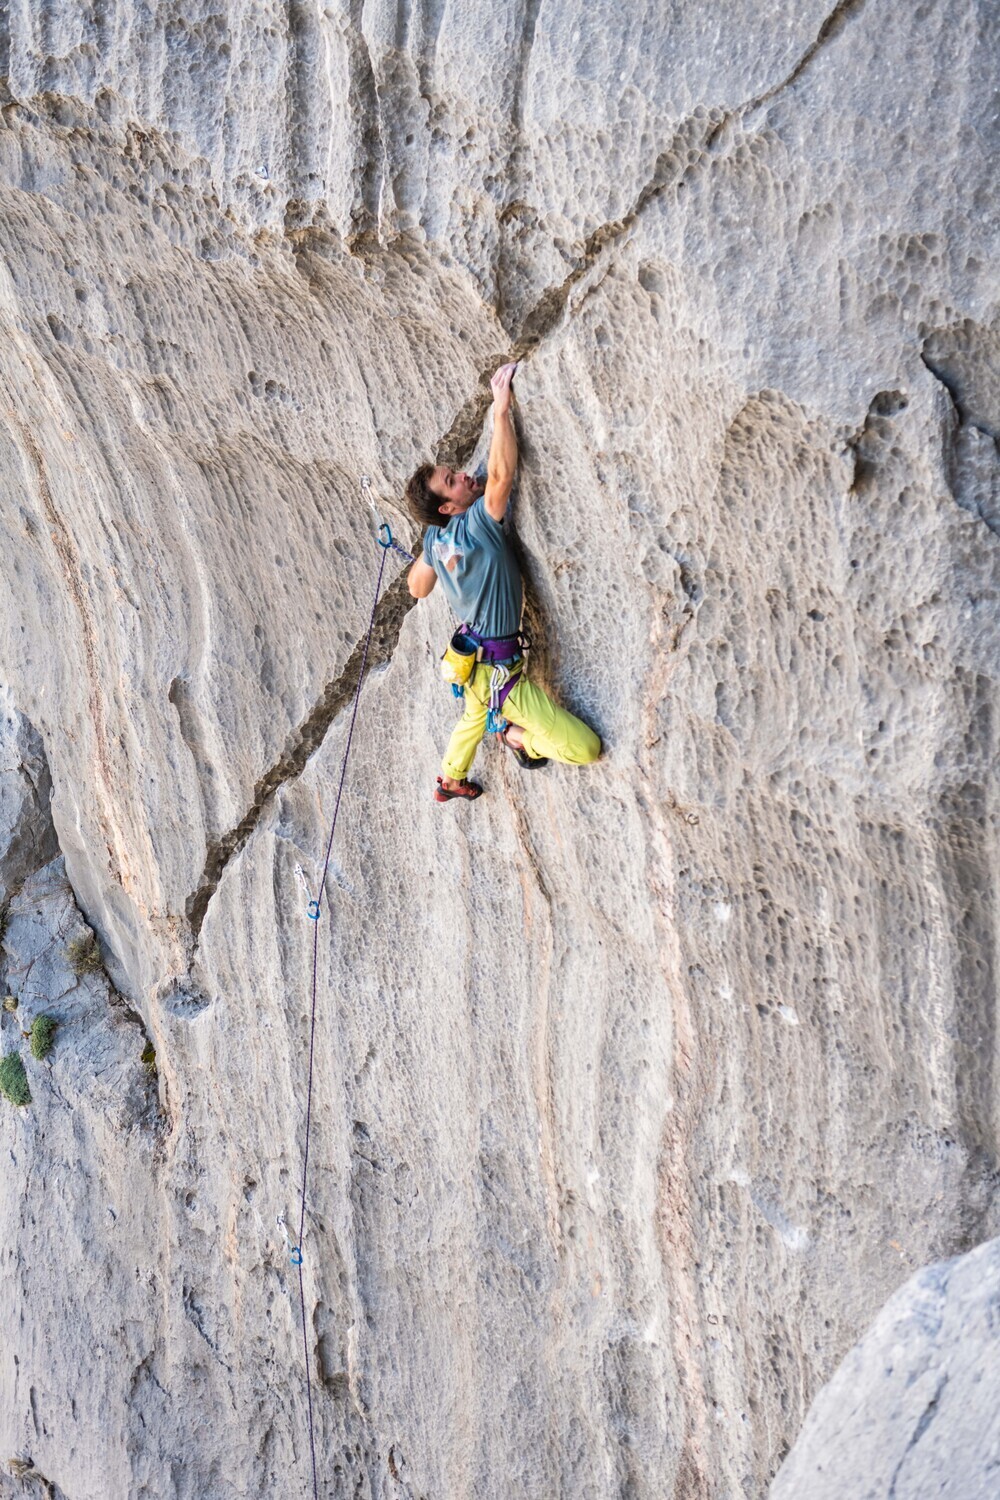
<box><xmin>291</xmin><ymin>516</ymin><xmax>413</xmax><ymax>1498</ymax></box>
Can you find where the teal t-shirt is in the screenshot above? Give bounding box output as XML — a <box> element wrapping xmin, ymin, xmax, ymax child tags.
<box><xmin>423</xmin><ymin>496</ymin><xmax>522</xmax><ymax>637</ymax></box>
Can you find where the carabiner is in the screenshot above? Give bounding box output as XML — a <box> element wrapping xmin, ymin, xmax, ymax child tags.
<box><xmin>377</xmin><ymin>522</ymin><xmax>392</xmax><ymax>550</ymax></box>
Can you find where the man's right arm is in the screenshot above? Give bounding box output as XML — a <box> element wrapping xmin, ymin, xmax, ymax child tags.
<box><xmin>407</xmin><ymin>556</ymin><xmax>437</xmax><ymax>598</ymax></box>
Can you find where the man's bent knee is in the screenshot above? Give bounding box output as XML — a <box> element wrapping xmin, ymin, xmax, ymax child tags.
<box><xmin>578</xmin><ymin>727</ymin><xmax>602</xmax><ymax>765</ymax></box>
<box><xmin>557</xmin><ymin>721</ymin><xmax>601</xmax><ymax>765</ymax></box>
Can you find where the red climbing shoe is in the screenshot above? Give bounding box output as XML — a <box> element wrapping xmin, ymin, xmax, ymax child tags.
<box><xmin>434</xmin><ymin>776</ymin><xmax>484</xmax><ymax>803</ymax></box>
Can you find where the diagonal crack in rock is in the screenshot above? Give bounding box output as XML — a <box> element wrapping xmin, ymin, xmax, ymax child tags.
<box><xmin>485</xmin><ymin>0</ymin><xmax>872</xmax><ymax>362</ymax></box>
<box><xmin>887</xmin><ymin>1373</ymin><xmax>949</xmax><ymax>1499</ymax></box>
<box><xmin>742</xmin><ymin>0</ymin><xmax>870</xmax><ymax>116</ymax></box>
<box><xmin>437</xmin><ymin>216</ymin><xmax>641</xmax><ymax>464</ymax></box>
<box><xmin>186</xmin><ymin>567</ymin><xmax>416</xmax><ymax>939</ymax></box>
<box><xmin>630</xmin><ymin>0</ymin><xmax>872</xmax><ymax>225</ymax></box>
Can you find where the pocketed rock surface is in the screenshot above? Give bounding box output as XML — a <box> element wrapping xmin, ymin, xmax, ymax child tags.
<box><xmin>0</xmin><ymin>3</ymin><xmax>997</xmax><ymax>1498</ymax></box>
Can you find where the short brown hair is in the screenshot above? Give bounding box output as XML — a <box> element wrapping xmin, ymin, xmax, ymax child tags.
<box><xmin>405</xmin><ymin>463</ymin><xmax>445</xmax><ymax>526</ymax></box>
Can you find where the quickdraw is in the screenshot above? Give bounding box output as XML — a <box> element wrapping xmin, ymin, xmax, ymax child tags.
<box><xmin>485</xmin><ymin>659</ymin><xmax>524</xmax><ymax>735</ymax></box>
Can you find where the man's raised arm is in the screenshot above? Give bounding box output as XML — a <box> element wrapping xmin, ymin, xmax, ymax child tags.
<box><xmin>484</xmin><ymin>362</ymin><xmax>518</xmax><ymax>522</ymax></box>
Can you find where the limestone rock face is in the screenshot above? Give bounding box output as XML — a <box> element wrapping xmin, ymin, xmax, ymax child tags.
<box><xmin>770</xmin><ymin>1236</ymin><xmax>1000</xmax><ymax>1500</ymax></box>
<box><xmin>0</xmin><ymin>3</ymin><xmax>997</xmax><ymax>1498</ymax></box>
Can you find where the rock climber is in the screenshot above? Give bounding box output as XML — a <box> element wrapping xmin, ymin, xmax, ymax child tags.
<box><xmin>405</xmin><ymin>361</ymin><xmax>601</xmax><ymax>803</ymax></box>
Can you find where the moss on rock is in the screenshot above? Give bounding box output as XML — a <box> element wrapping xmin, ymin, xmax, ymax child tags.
<box><xmin>0</xmin><ymin>1052</ymin><xmax>30</xmax><ymax>1106</ymax></box>
<box><xmin>30</xmin><ymin>1014</ymin><xmax>58</xmax><ymax>1061</ymax></box>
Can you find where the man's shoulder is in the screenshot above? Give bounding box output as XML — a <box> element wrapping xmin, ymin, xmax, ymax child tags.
<box><xmin>467</xmin><ymin>494</ymin><xmax>507</xmax><ymax>534</ymax></box>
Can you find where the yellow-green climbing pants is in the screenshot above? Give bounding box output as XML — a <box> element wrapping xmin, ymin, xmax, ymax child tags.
<box><xmin>441</xmin><ymin>662</ymin><xmax>601</xmax><ymax>781</ymax></box>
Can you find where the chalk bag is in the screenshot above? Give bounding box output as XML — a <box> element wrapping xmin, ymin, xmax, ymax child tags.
<box><xmin>440</xmin><ymin>631</ymin><xmax>477</xmax><ymax>687</ymax></box>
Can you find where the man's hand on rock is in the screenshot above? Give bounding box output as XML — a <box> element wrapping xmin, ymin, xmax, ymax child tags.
<box><xmin>490</xmin><ymin>362</ymin><xmax>517</xmax><ymax>415</ymax></box>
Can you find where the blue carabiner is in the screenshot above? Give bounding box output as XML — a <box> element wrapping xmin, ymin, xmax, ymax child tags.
<box><xmin>290</xmin><ymin>1246</ymin><xmax>303</xmax><ymax>1266</ymax></box>
<box><xmin>307</xmin><ymin>900</ymin><xmax>321</xmax><ymax>921</ymax></box>
<box><xmin>377</xmin><ymin>522</ymin><xmax>392</xmax><ymax>550</ymax></box>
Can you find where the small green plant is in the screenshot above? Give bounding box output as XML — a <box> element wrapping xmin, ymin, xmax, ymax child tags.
<box><xmin>66</xmin><ymin>930</ymin><xmax>103</xmax><ymax>976</ymax></box>
<box><xmin>0</xmin><ymin>1052</ymin><xmax>30</xmax><ymax>1106</ymax></box>
<box><xmin>2</xmin><ymin>995</ymin><xmax>17</xmax><ymax>1014</ymax></box>
<box><xmin>30</xmin><ymin>1014</ymin><xmax>57</xmax><ymax>1061</ymax></box>
<box><xmin>141</xmin><ymin>1041</ymin><xmax>157</xmax><ymax>1078</ymax></box>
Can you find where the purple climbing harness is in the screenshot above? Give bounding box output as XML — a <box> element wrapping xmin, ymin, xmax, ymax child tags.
<box><xmin>471</xmin><ymin>630</ymin><xmax>522</xmax><ymax>663</ymax></box>
<box><xmin>463</xmin><ymin>627</ymin><xmax>527</xmax><ymax>728</ymax></box>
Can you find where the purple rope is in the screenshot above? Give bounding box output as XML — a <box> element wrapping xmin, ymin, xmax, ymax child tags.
<box><xmin>295</xmin><ymin>539</ymin><xmax>390</xmax><ymax>1499</ymax></box>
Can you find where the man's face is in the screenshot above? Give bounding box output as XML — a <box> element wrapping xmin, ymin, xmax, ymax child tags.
<box><xmin>427</xmin><ymin>465</ymin><xmax>484</xmax><ymax>516</ymax></box>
